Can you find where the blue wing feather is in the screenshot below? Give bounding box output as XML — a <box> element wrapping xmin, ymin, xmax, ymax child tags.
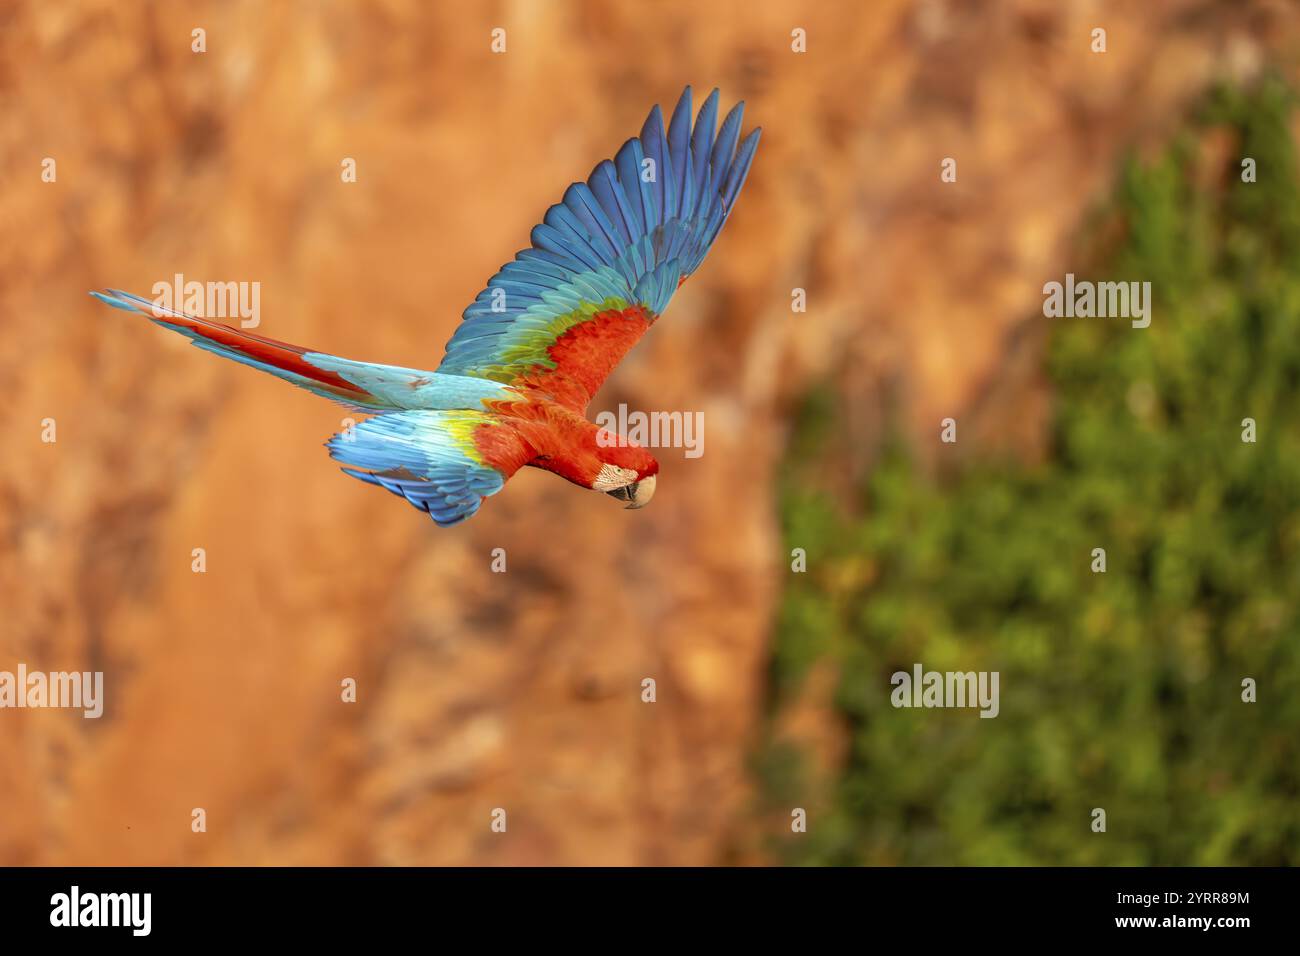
<box><xmin>641</xmin><ymin>104</ymin><xmax>671</xmax><ymax>227</ymax></box>
<box><xmin>437</xmin><ymin>86</ymin><xmax>761</xmax><ymax>386</ymax></box>
<box><xmin>666</xmin><ymin>89</ymin><xmax>692</xmax><ymax>221</ymax></box>
<box><xmin>327</xmin><ymin>410</ymin><xmax>512</xmax><ymax>527</ymax></box>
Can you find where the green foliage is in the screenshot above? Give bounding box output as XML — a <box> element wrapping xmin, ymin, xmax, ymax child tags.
<box><xmin>763</xmin><ymin>78</ymin><xmax>1300</xmax><ymax>865</ymax></box>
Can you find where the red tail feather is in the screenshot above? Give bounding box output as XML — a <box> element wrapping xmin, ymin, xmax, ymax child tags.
<box><xmin>101</xmin><ymin>291</ymin><xmax>370</xmax><ymax>400</ymax></box>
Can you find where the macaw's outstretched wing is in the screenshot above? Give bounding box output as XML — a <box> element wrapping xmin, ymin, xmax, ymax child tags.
<box><xmin>327</xmin><ymin>410</ymin><xmax>530</xmax><ymax>527</ymax></box>
<box><xmin>436</xmin><ymin>86</ymin><xmax>760</xmax><ymax>412</ymax></box>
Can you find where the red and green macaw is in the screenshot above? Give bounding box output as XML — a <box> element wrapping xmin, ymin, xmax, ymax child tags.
<box><xmin>91</xmin><ymin>87</ymin><xmax>760</xmax><ymax>526</ymax></box>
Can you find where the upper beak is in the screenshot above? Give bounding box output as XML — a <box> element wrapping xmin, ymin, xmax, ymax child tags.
<box><xmin>606</xmin><ymin>473</ymin><xmax>656</xmax><ymax>509</ymax></box>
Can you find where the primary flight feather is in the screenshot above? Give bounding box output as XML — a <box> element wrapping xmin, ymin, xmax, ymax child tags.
<box><xmin>91</xmin><ymin>87</ymin><xmax>760</xmax><ymax>526</ymax></box>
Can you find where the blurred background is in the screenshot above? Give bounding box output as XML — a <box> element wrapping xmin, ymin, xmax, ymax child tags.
<box><xmin>2</xmin><ymin>0</ymin><xmax>1298</xmax><ymax>865</ymax></box>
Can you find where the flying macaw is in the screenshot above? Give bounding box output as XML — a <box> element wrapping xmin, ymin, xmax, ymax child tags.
<box><xmin>91</xmin><ymin>86</ymin><xmax>760</xmax><ymax>526</ymax></box>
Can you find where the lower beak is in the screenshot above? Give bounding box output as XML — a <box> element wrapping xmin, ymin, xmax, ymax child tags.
<box><xmin>606</xmin><ymin>474</ymin><xmax>656</xmax><ymax>509</ymax></box>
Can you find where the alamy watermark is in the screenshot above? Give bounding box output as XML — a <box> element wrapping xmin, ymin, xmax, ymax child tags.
<box><xmin>1043</xmin><ymin>273</ymin><xmax>1151</xmax><ymax>329</ymax></box>
<box><xmin>0</xmin><ymin>664</ymin><xmax>103</xmax><ymax>718</ymax></box>
<box><xmin>594</xmin><ymin>404</ymin><xmax>704</xmax><ymax>458</ymax></box>
<box><xmin>50</xmin><ymin>886</ymin><xmax>150</xmax><ymax>936</ymax></box>
<box><xmin>152</xmin><ymin>273</ymin><xmax>261</xmax><ymax>328</ymax></box>
<box><xmin>890</xmin><ymin>663</ymin><xmax>999</xmax><ymax>718</ymax></box>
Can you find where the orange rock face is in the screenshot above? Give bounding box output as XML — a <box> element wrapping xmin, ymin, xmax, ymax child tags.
<box><xmin>0</xmin><ymin>0</ymin><xmax>1293</xmax><ymax>864</ymax></box>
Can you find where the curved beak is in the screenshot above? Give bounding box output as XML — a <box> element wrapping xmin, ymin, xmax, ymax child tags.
<box><xmin>606</xmin><ymin>473</ymin><xmax>656</xmax><ymax>510</ymax></box>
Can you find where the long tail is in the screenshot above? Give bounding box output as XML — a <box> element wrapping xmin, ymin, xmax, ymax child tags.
<box><xmin>89</xmin><ymin>289</ymin><xmax>513</xmax><ymax>412</ymax></box>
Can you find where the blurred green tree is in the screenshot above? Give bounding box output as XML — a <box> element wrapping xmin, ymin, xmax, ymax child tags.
<box><xmin>761</xmin><ymin>78</ymin><xmax>1300</xmax><ymax>866</ymax></box>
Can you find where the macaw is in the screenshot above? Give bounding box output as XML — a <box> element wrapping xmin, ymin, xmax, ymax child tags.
<box><xmin>91</xmin><ymin>86</ymin><xmax>760</xmax><ymax>526</ymax></box>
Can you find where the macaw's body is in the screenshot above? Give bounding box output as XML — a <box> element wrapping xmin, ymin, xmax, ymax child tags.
<box><xmin>92</xmin><ymin>86</ymin><xmax>760</xmax><ymax>526</ymax></box>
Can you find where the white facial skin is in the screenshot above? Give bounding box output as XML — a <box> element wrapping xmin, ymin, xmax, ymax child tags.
<box><xmin>592</xmin><ymin>463</ymin><xmax>639</xmax><ymax>491</ymax></box>
<box><xmin>594</xmin><ymin>464</ymin><xmax>656</xmax><ymax>509</ymax></box>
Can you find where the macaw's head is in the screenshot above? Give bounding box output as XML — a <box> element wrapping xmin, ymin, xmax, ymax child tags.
<box><xmin>591</xmin><ymin>431</ymin><xmax>659</xmax><ymax>509</ymax></box>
